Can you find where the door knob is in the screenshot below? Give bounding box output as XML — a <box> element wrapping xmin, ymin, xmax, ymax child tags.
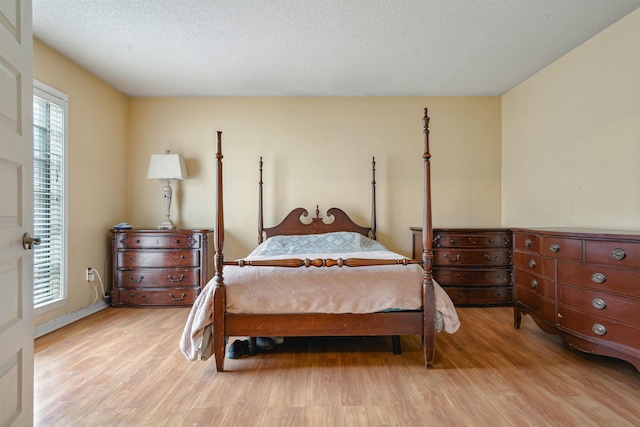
<box><xmin>22</xmin><ymin>232</ymin><xmax>41</xmax><ymax>250</ymax></box>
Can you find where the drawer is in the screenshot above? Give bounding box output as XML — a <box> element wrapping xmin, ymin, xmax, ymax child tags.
<box><xmin>513</xmin><ymin>251</ymin><xmax>556</xmax><ymax>278</ymax></box>
<box><xmin>117</xmin><ymin>288</ymin><xmax>199</xmax><ymax>306</ymax></box>
<box><xmin>116</xmin><ymin>269</ymin><xmax>200</xmax><ymax>289</ymax></box>
<box><xmin>433</xmin><ymin>248</ymin><xmax>511</xmax><ymax>266</ymax></box>
<box><xmin>585</xmin><ymin>240</ymin><xmax>640</xmax><ymax>269</ymax></box>
<box><xmin>433</xmin><ymin>267</ymin><xmax>511</xmax><ymax>287</ymax></box>
<box><xmin>513</xmin><ymin>232</ymin><xmax>539</xmax><ymax>253</ymax></box>
<box><xmin>556</xmin><ymin>260</ymin><xmax>640</xmax><ymax>299</ymax></box>
<box><xmin>433</xmin><ymin>232</ymin><xmax>510</xmax><ymax>248</ymax></box>
<box><xmin>116</xmin><ymin>250</ymin><xmax>200</xmax><ymax>268</ymax></box>
<box><xmin>539</xmin><ymin>236</ymin><xmax>582</xmax><ymax>260</ymax></box>
<box><xmin>514</xmin><ymin>269</ymin><xmax>555</xmax><ymax>300</ymax></box>
<box><xmin>557</xmin><ymin>306</ymin><xmax>640</xmax><ymax>350</ymax></box>
<box><xmin>442</xmin><ymin>286</ymin><xmax>512</xmax><ymax>306</ymax></box>
<box><xmin>115</xmin><ymin>233</ymin><xmax>201</xmax><ymax>249</ymax></box>
<box><xmin>515</xmin><ymin>286</ymin><xmax>556</xmax><ymax>324</ymax></box>
<box><xmin>558</xmin><ymin>284</ymin><xmax>640</xmax><ymax>326</ymax></box>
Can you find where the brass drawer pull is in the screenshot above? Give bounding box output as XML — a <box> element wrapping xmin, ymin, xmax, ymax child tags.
<box><xmin>592</xmin><ymin>323</ymin><xmax>607</xmax><ymax>336</ymax></box>
<box><xmin>591</xmin><ymin>298</ymin><xmax>606</xmax><ymax>310</ymax></box>
<box><xmin>130</xmin><ymin>292</ymin><xmax>144</xmax><ymax>298</ymax></box>
<box><xmin>175</xmin><ymin>239</ymin><xmax>180</xmax><ymax>243</ymax></box>
<box><xmin>180</xmin><ymin>255</ymin><xmax>185</xmax><ymax>259</ymax></box>
<box><xmin>168</xmin><ymin>274</ymin><xmax>185</xmax><ymax>282</ymax></box>
<box><xmin>129</xmin><ymin>275</ymin><xmax>144</xmax><ymax>283</ymax></box>
<box><xmin>529</xmin><ymin>259</ymin><xmax>536</xmax><ymax>268</ymax></box>
<box><xmin>484</xmin><ymin>254</ymin><xmax>499</xmax><ymax>262</ymax></box>
<box><xmin>524</xmin><ymin>238</ymin><xmax>532</xmax><ymax>247</ymax></box>
<box><xmin>170</xmin><ymin>293</ymin><xmax>187</xmax><ymax>301</ymax></box>
<box><xmin>591</xmin><ymin>272</ymin><xmax>606</xmax><ymax>284</ymax></box>
<box><xmin>530</xmin><ymin>279</ymin><xmax>538</xmax><ymax>289</ymax></box>
<box><xmin>549</xmin><ymin>243</ymin><xmax>560</xmax><ymax>253</ymax></box>
<box><xmin>611</xmin><ymin>248</ymin><xmax>626</xmax><ymax>260</ymax></box>
<box><xmin>444</xmin><ymin>254</ymin><xmax>461</xmax><ymax>262</ymax></box>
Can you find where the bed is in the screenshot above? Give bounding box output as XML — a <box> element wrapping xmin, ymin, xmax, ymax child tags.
<box><xmin>180</xmin><ymin>108</ymin><xmax>459</xmax><ymax>371</ymax></box>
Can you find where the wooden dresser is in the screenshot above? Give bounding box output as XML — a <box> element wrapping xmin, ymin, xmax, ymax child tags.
<box><xmin>110</xmin><ymin>229</ymin><xmax>213</xmax><ymax>307</ymax></box>
<box><xmin>512</xmin><ymin>228</ymin><xmax>640</xmax><ymax>371</ymax></box>
<box><xmin>411</xmin><ymin>227</ymin><xmax>513</xmax><ymax>306</ymax></box>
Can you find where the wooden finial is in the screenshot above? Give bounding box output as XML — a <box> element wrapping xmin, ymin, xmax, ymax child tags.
<box><xmin>371</xmin><ymin>156</ymin><xmax>377</xmax><ymax>240</ymax></box>
<box><xmin>258</xmin><ymin>156</ymin><xmax>264</xmax><ymax>244</ymax></box>
<box><xmin>422</xmin><ymin>108</ymin><xmax>430</xmax><ymax>160</ymax></box>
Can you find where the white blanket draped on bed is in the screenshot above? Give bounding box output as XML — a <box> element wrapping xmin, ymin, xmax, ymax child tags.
<box><xmin>180</xmin><ymin>232</ymin><xmax>460</xmax><ymax>361</ymax></box>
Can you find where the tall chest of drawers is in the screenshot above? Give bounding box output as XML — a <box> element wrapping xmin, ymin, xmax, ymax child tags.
<box><xmin>412</xmin><ymin>227</ymin><xmax>513</xmax><ymax>306</ymax></box>
<box><xmin>110</xmin><ymin>229</ymin><xmax>214</xmax><ymax>307</ymax></box>
<box><xmin>512</xmin><ymin>228</ymin><xmax>640</xmax><ymax>371</ymax></box>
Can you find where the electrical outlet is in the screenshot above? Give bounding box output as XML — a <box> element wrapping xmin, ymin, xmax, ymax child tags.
<box><xmin>86</xmin><ymin>267</ymin><xmax>95</xmax><ymax>282</ymax></box>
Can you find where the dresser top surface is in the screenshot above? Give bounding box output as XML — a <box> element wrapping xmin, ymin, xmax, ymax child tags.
<box><xmin>110</xmin><ymin>228</ymin><xmax>213</xmax><ymax>233</ymax></box>
<box><xmin>511</xmin><ymin>227</ymin><xmax>640</xmax><ymax>239</ymax></box>
<box><xmin>411</xmin><ymin>227</ymin><xmax>509</xmax><ymax>232</ymax></box>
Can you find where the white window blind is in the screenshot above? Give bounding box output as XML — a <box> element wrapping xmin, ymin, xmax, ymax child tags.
<box><xmin>33</xmin><ymin>81</ymin><xmax>68</xmax><ymax>309</ymax></box>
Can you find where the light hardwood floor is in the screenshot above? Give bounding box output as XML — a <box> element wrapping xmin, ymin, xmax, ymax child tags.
<box><xmin>34</xmin><ymin>306</ymin><xmax>640</xmax><ymax>426</ymax></box>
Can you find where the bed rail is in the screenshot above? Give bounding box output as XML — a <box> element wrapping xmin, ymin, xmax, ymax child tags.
<box><xmin>225</xmin><ymin>257</ymin><xmax>421</xmax><ymax>268</ymax></box>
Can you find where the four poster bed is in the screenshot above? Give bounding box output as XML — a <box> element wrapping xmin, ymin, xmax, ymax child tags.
<box><xmin>180</xmin><ymin>108</ymin><xmax>459</xmax><ymax>371</ymax></box>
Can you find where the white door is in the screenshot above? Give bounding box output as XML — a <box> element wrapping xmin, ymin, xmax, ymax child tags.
<box><xmin>0</xmin><ymin>0</ymin><xmax>34</xmax><ymax>425</ymax></box>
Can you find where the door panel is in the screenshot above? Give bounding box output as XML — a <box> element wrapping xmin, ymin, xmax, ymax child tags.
<box><xmin>0</xmin><ymin>0</ymin><xmax>34</xmax><ymax>425</ymax></box>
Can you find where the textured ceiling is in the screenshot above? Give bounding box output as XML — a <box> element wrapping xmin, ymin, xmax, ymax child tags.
<box><xmin>32</xmin><ymin>0</ymin><xmax>640</xmax><ymax>97</ymax></box>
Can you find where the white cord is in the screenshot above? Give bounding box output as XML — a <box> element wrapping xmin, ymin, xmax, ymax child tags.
<box><xmin>90</xmin><ymin>281</ymin><xmax>99</xmax><ymax>305</ymax></box>
<box><xmin>88</xmin><ymin>267</ymin><xmax>106</xmax><ymax>305</ymax></box>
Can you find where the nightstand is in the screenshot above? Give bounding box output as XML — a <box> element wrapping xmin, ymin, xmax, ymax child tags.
<box><xmin>412</xmin><ymin>227</ymin><xmax>513</xmax><ymax>306</ymax></box>
<box><xmin>110</xmin><ymin>228</ymin><xmax>213</xmax><ymax>307</ymax></box>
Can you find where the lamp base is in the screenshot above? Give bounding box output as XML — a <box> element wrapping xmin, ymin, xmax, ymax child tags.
<box><xmin>158</xmin><ymin>218</ymin><xmax>177</xmax><ymax>229</ymax></box>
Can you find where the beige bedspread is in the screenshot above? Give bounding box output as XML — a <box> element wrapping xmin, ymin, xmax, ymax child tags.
<box><xmin>180</xmin><ymin>249</ymin><xmax>460</xmax><ymax>361</ymax></box>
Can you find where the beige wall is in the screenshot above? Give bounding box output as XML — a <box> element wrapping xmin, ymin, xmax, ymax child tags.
<box><xmin>32</xmin><ymin>38</ymin><xmax>501</xmax><ymax>328</ymax></box>
<box><xmin>502</xmin><ymin>9</ymin><xmax>640</xmax><ymax>230</ymax></box>
<box><xmin>129</xmin><ymin>97</ymin><xmax>502</xmax><ymax>258</ymax></box>
<box><xmin>33</xmin><ymin>39</ymin><xmax>129</xmax><ymax>326</ymax></box>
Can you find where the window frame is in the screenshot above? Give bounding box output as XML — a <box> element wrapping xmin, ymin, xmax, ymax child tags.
<box><xmin>33</xmin><ymin>79</ymin><xmax>69</xmax><ymax>315</ymax></box>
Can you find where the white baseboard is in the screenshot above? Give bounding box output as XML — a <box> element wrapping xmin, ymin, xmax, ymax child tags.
<box><xmin>34</xmin><ymin>300</ymin><xmax>109</xmax><ymax>339</ymax></box>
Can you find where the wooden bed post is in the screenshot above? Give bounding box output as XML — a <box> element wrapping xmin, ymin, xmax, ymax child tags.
<box><xmin>213</xmin><ymin>131</ymin><xmax>227</xmax><ymax>372</ymax></box>
<box><xmin>422</xmin><ymin>108</ymin><xmax>436</xmax><ymax>369</ymax></box>
<box><xmin>258</xmin><ymin>157</ymin><xmax>264</xmax><ymax>244</ymax></box>
<box><xmin>370</xmin><ymin>157</ymin><xmax>377</xmax><ymax>240</ymax></box>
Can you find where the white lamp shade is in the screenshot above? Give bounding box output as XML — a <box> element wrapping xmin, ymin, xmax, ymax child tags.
<box><xmin>147</xmin><ymin>153</ymin><xmax>188</xmax><ymax>180</ymax></box>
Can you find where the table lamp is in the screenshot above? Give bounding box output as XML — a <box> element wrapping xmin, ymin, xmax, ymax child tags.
<box><xmin>147</xmin><ymin>151</ymin><xmax>188</xmax><ymax>229</ymax></box>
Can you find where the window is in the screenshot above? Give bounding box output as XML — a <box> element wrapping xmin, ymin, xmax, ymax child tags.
<box><xmin>32</xmin><ymin>80</ymin><xmax>68</xmax><ymax>313</ymax></box>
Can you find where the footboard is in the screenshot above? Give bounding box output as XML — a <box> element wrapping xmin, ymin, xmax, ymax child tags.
<box><xmin>225</xmin><ymin>257</ymin><xmax>421</xmax><ymax>268</ymax></box>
